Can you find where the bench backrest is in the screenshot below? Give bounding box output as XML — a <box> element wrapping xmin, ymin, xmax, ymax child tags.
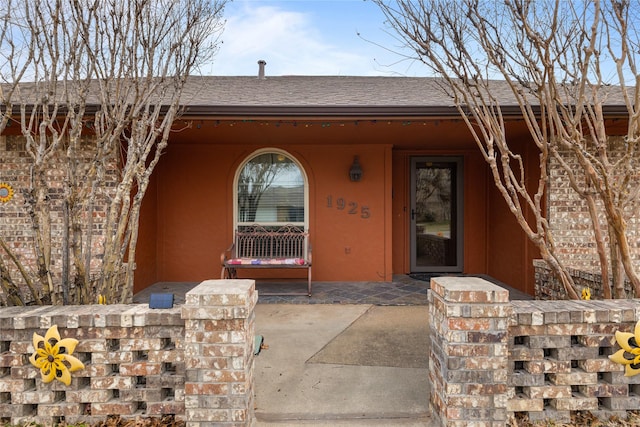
<box><xmin>234</xmin><ymin>225</ymin><xmax>309</xmax><ymax>259</ymax></box>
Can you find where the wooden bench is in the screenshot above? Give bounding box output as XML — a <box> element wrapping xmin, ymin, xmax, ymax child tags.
<box><xmin>221</xmin><ymin>224</ymin><xmax>312</xmax><ymax>296</ymax></box>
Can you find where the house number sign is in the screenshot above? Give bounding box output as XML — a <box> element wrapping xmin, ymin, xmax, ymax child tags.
<box><xmin>327</xmin><ymin>195</ymin><xmax>370</xmax><ymax>219</ymax></box>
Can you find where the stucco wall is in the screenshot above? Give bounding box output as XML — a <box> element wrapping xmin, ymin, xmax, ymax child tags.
<box><xmin>151</xmin><ymin>117</ymin><xmax>539</xmax><ymax>291</ymax></box>
<box><xmin>150</xmin><ymin>141</ymin><xmax>394</xmax><ymax>284</ymax></box>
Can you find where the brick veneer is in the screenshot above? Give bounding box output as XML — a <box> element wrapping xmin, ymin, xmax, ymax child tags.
<box><xmin>4</xmin><ymin>275</ymin><xmax>640</xmax><ymax>427</ymax></box>
<box><xmin>429</xmin><ymin>276</ymin><xmax>640</xmax><ymax>427</ymax></box>
<box><xmin>534</xmin><ymin>259</ymin><xmax>634</xmax><ymax>300</ymax></box>
<box><xmin>0</xmin><ymin>279</ymin><xmax>257</xmax><ymax>427</ymax></box>
<box><xmin>429</xmin><ymin>276</ymin><xmax>512</xmax><ymax>426</ymax></box>
<box><xmin>0</xmin><ymin>134</ymin><xmax>116</xmax><ymax>304</ymax></box>
<box><xmin>548</xmin><ymin>139</ymin><xmax>640</xmax><ymax>273</ymax></box>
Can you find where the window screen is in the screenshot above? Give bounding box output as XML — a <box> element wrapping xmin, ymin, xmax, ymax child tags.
<box><xmin>237</xmin><ymin>152</ymin><xmax>305</xmax><ymax>226</ymax></box>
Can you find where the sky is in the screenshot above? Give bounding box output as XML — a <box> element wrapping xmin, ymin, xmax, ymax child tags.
<box><xmin>203</xmin><ymin>0</ymin><xmax>428</xmax><ymax>77</ymax></box>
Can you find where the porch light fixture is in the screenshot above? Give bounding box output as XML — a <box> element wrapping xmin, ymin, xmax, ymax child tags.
<box><xmin>349</xmin><ymin>156</ymin><xmax>363</xmax><ymax>182</ymax></box>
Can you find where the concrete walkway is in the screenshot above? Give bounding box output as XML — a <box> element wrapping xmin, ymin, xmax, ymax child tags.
<box><xmin>133</xmin><ymin>276</ymin><xmax>531</xmax><ymax>425</ymax></box>
<box><xmin>253</xmin><ymin>304</ymin><xmax>431</xmax><ymax>426</ymax></box>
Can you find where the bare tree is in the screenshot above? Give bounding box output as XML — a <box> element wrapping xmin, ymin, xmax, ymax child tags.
<box><xmin>0</xmin><ymin>0</ymin><xmax>227</xmax><ymax>305</ymax></box>
<box><xmin>0</xmin><ymin>0</ymin><xmax>37</xmax><ymax>305</ymax></box>
<box><xmin>373</xmin><ymin>0</ymin><xmax>640</xmax><ymax>299</ymax></box>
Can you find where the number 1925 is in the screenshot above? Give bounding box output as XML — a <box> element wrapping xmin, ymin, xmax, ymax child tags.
<box><xmin>327</xmin><ymin>195</ymin><xmax>370</xmax><ymax>219</ymax></box>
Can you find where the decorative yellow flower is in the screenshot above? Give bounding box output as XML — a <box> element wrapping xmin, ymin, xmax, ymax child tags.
<box><xmin>581</xmin><ymin>288</ymin><xmax>591</xmax><ymax>300</ymax></box>
<box><xmin>28</xmin><ymin>325</ymin><xmax>85</xmax><ymax>386</ymax></box>
<box><xmin>609</xmin><ymin>319</ymin><xmax>640</xmax><ymax>376</ymax></box>
<box><xmin>0</xmin><ymin>182</ymin><xmax>14</xmax><ymax>203</ymax></box>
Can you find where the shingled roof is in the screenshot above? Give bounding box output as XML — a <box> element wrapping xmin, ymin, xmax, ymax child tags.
<box><xmin>179</xmin><ymin>75</ymin><xmax>489</xmax><ymax>117</ymax></box>
<box><xmin>4</xmin><ymin>75</ymin><xmax>630</xmax><ymax>119</ymax></box>
<box><xmin>181</xmin><ymin>76</ymin><xmax>457</xmax><ymax>106</ymax></box>
<box><xmin>178</xmin><ymin>75</ymin><xmax>630</xmax><ymax>118</ymax></box>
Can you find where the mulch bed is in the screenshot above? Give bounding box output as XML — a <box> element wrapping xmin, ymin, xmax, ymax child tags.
<box><xmin>6</xmin><ymin>411</ymin><xmax>640</xmax><ymax>426</ymax></box>
<box><xmin>509</xmin><ymin>411</ymin><xmax>640</xmax><ymax>426</ymax></box>
<box><xmin>92</xmin><ymin>416</ymin><xmax>184</xmax><ymax>427</ymax></box>
<box><xmin>3</xmin><ymin>415</ymin><xmax>184</xmax><ymax>427</ymax></box>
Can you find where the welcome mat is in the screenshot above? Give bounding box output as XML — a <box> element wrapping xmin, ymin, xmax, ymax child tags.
<box><xmin>307</xmin><ymin>306</ymin><xmax>429</xmax><ymax>369</ymax></box>
<box><xmin>408</xmin><ymin>273</ymin><xmax>442</xmax><ymax>283</ymax></box>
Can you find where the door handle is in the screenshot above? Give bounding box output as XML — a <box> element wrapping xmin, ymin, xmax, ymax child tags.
<box><xmin>411</xmin><ymin>209</ymin><xmax>416</xmax><ymax>220</ymax></box>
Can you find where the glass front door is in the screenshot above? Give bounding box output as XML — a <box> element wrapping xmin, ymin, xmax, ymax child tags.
<box><xmin>410</xmin><ymin>157</ymin><xmax>463</xmax><ymax>272</ymax></box>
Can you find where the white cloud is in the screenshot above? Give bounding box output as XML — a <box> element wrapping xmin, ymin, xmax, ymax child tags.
<box><xmin>203</xmin><ymin>3</ymin><xmax>389</xmax><ymax>76</ymax></box>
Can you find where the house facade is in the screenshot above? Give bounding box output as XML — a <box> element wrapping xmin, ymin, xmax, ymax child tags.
<box><xmin>1</xmin><ymin>74</ymin><xmax>631</xmax><ymax>299</ymax></box>
<box><xmin>132</xmin><ymin>75</ymin><xmax>542</xmax><ymax>295</ymax></box>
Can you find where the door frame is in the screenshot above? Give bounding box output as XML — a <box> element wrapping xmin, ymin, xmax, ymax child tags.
<box><xmin>409</xmin><ymin>156</ymin><xmax>464</xmax><ymax>273</ymax></box>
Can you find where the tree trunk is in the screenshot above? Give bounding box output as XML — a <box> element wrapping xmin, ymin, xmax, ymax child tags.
<box><xmin>585</xmin><ymin>193</ymin><xmax>612</xmax><ymax>298</ymax></box>
<box><xmin>0</xmin><ymin>257</ymin><xmax>24</xmax><ymax>306</ymax></box>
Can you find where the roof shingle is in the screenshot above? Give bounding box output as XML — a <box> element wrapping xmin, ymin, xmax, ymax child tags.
<box><xmin>4</xmin><ymin>75</ymin><xmax>631</xmax><ymax>118</ymax></box>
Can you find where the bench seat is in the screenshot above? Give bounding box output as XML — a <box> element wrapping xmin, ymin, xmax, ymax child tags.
<box><xmin>226</xmin><ymin>258</ymin><xmax>307</xmax><ymax>266</ymax></box>
<box><xmin>221</xmin><ymin>225</ymin><xmax>312</xmax><ymax>296</ymax></box>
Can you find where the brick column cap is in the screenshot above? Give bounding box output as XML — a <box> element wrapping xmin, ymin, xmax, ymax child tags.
<box><xmin>431</xmin><ymin>276</ymin><xmax>510</xmax><ymax>303</ymax></box>
<box><xmin>184</xmin><ymin>279</ymin><xmax>256</xmax><ymax>306</ymax></box>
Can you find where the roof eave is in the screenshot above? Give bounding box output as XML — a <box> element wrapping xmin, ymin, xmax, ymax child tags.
<box><xmin>3</xmin><ymin>104</ymin><xmax>631</xmax><ymax>120</ymax></box>
<box><xmin>178</xmin><ymin>104</ymin><xmax>631</xmax><ymax>120</ymax></box>
<box><xmin>179</xmin><ymin>105</ymin><xmax>466</xmax><ymax>119</ymax></box>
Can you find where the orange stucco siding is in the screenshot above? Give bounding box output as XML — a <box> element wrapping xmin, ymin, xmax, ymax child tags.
<box><xmin>484</xmin><ymin>128</ymin><xmax>541</xmax><ymax>294</ymax></box>
<box><xmin>133</xmin><ymin>169</ymin><xmax>158</xmax><ymax>294</ymax></box>
<box><xmin>134</xmin><ymin>118</ymin><xmax>539</xmax><ymax>294</ymax></box>
<box><xmin>297</xmin><ymin>144</ymin><xmax>393</xmax><ymax>281</ymax></box>
<box><xmin>147</xmin><ymin>141</ymin><xmax>393</xmax><ymax>283</ymax></box>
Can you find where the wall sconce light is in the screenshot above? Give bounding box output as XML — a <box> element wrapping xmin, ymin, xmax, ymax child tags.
<box><xmin>349</xmin><ymin>156</ymin><xmax>363</xmax><ymax>182</ymax></box>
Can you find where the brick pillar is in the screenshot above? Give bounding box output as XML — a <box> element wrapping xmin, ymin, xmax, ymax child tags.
<box><xmin>181</xmin><ymin>279</ymin><xmax>257</xmax><ymax>427</ymax></box>
<box><xmin>428</xmin><ymin>276</ymin><xmax>512</xmax><ymax>427</ymax></box>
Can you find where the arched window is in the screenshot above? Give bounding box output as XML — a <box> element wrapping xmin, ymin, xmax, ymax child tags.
<box><xmin>235</xmin><ymin>149</ymin><xmax>308</xmax><ymax>230</ymax></box>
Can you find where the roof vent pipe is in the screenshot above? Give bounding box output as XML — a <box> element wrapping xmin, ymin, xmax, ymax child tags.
<box><xmin>257</xmin><ymin>60</ymin><xmax>267</xmax><ymax>79</ymax></box>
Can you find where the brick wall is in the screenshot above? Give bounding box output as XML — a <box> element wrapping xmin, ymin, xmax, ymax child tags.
<box><xmin>548</xmin><ymin>137</ymin><xmax>640</xmax><ymax>273</ymax></box>
<box><xmin>0</xmin><ymin>134</ymin><xmax>115</xmax><ymax>304</ymax></box>
<box><xmin>534</xmin><ymin>259</ymin><xmax>634</xmax><ymax>300</ymax></box>
<box><xmin>0</xmin><ymin>279</ymin><xmax>257</xmax><ymax>427</ymax></box>
<box><xmin>1</xmin><ymin>135</ymin><xmax>37</xmax><ymax>275</ymax></box>
<box><xmin>429</xmin><ymin>276</ymin><xmax>640</xmax><ymax>427</ymax></box>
